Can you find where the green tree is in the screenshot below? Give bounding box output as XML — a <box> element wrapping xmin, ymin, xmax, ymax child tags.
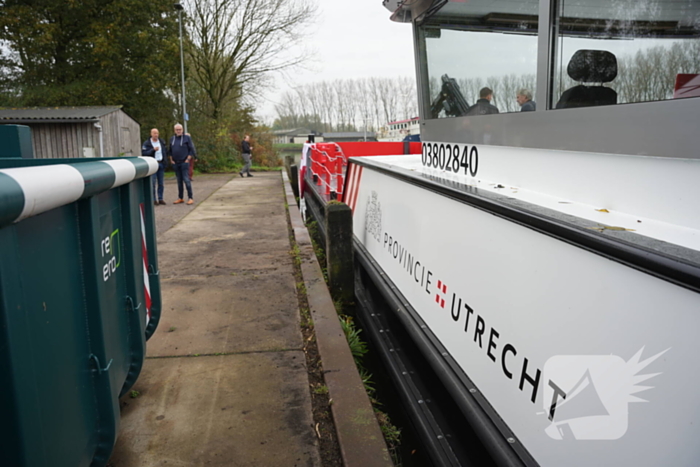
<box><xmin>0</xmin><ymin>0</ymin><xmax>181</xmax><ymax>137</ymax></box>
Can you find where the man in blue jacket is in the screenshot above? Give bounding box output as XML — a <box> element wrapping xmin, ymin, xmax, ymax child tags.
<box><xmin>516</xmin><ymin>89</ymin><xmax>537</xmax><ymax>112</ymax></box>
<box><xmin>168</xmin><ymin>123</ymin><xmax>195</xmax><ymax>205</ymax></box>
<box><xmin>141</xmin><ymin>128</ymin><xmax>167</xmax><ymax>205</ymax></box>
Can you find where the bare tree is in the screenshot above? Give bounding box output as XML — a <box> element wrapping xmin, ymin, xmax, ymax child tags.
<box><xmin>398</xmin><ymin>76</ymin><xmax>419</xmax><ymax>121</ymax></box>
<box><xmin>187</xmin><ymin>0</ymin><xmax>315</xmax><ymax>121</ymax></box>
<box><xmin>273</xmin><ymin>76</ymin><xmax>418</xmax><ymax>131</ymax></box>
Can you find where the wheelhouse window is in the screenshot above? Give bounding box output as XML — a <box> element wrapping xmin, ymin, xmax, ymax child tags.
<box><xmin>552</xmin><ymin>0</ymin><xmax>700</xmax><ymax>109</ymax></box>
<box><xmin>420</xmin><ymin>0</ymin><xmax>539</xmax><ymax>119</ymax></box>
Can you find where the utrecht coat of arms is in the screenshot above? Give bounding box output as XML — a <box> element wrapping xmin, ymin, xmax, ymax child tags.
<box><xmin>365</xmin><ymin>191</ymin><xmax>382</xmax><ymax>243</ymax></box>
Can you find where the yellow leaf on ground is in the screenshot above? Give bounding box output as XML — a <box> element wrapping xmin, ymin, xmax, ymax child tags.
<box><xmin>596</xmin><ymin>208</ymin><xmax>610</xmax><ymax>213</ymax></box>
<box><xmin>586</xmin><ymin>224</ymin><xmax>636</xmax><ymax>232</ymax></box>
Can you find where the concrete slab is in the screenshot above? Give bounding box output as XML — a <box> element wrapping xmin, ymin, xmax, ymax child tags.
<box><xmin>148</xmin><ymin>273</ymin><xmax>302</xmax><ymax>357</ymax></box>
<box><xmin>110</xmin><ymin>352</ymin><xmax>320</xmax><ymax>467</ymax></box>
<box><xmin>111</xmin><ymin>173</ymin><xmax>322</xmax><ymax>466</ymax></box>
<box><xmin>153</xmin><ymin>174</ymin><xmax>235</xmax><ymax>235</ymax></box>
<box><xmin>157</xmin><ymin>174</ymin><xmax>291</xmax><ymax>277</ymax></box>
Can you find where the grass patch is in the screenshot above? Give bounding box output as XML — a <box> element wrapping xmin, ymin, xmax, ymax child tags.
<box><xmin>339</xmin><ymin>312</ymin><xmax>401</xmax><ymax>464</ymax></box>
<box><xmin>339</xmin><ymin>315</ymin><xmax>368</xmax><ymax>361</ymax></box>
<box><xmin>251</xmin><ymin>165</ymin><xmax>283</xmax><ymax>172</ymax></box>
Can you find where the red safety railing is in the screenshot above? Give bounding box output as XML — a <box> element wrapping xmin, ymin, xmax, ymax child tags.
<box><xmin>304</xmin><ymin>141</ymin><xmax>421</xmax><ymax>203</ymax></box>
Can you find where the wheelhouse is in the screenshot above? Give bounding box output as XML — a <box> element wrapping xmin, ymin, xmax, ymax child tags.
<box><xmin>390</xmin><ymin>0</ymin><xmax>699</xmax><ymax>159</ymax></box>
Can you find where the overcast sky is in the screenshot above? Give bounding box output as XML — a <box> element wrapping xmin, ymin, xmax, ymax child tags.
<box><xmin>256</xmin><ymin>0</ymin><xmax>416</xmax><ymax>123</ymax></box>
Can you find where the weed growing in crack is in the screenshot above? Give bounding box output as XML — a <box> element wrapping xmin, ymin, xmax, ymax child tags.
<box><xmin>339</xmin><ymin>315</ymin><xmax>368</xmax><ymax>360</ymax></box>
<box><xmin>289</xmin><ymin>244</ymin><xmax>301</xmax><ymax>268</ymax></box>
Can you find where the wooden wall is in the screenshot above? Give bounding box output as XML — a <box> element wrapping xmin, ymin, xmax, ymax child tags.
<box><xmin>100</xmin><ymin>110</ymin><xmax>141</xmax><ymax>157</ymax></box>
<box><xmin>30</xmin><ymin>122</ymin><xmax>96</xmax><ymax>159</ymax></box>
<box><xmin>116</xmin><ymin>111</ymin><xmax>141</xmax><ymax>157</ymax></box>
<box><xmin>26</xmin><ymin>110</ymin><xmax>141</xmax><ymax>159</ymax></box>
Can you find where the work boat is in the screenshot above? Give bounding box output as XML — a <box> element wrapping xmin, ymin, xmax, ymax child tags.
<box><xmin>301</xmin><ymin>0</ymin><xmax>700</xmax><ymax>465</ymax></box>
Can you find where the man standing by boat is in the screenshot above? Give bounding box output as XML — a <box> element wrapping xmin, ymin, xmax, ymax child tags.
<box><xmin>466</xmin><ymin>87</ymin><xmax>499</xmax><ymax>116</ymax></box>
<box><xmin>240</xmin><ymin>134</ymin><xmax>253</xmax><ymax>177</ymax></box>
<box><xmin>169</xmin><ymin>123</ymin><xmax>195</xmax><ymax>205</ymax></box>
<box><xmin>516</xmin><ymin>89</ymin><xmax>537</xmax><ymax>111</ymax></box>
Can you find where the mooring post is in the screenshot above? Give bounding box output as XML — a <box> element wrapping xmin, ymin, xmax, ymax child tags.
<box><xmin>324</xmin><ymin>202</ymin><xmax>354</xmax><ymax>305</ymax></box>
<box><xmin>290</xmin><ymin>164</ymin><xmax>300</xmax><ymax>201</ymax></box>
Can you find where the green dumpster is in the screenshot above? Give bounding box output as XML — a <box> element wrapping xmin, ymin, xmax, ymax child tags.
<box><xmin>0</xmin><ymin>125</ymin><xmax>162</xmax><ymax>466</ymax></box>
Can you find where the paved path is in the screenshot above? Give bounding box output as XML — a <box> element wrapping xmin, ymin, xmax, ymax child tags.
<box><xmin>151</xmin><ymin>174</ymin><xmax>235</xmax><ymax>234</ymax></box>
<box><xmin>109</xmin><ymin>172</ymin><xmax>321</xmax><ymax>467</ymax></box>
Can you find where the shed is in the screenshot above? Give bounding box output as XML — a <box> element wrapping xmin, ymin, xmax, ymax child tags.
<box><xmin>272</xmin><ymin>128</ymin><xmax>323</xmax><ymax>144</ymax></box>
<box><xmin>0</xmin><ymin>106</ymin><xmax>141</xmax><ymax>159</ymax></box>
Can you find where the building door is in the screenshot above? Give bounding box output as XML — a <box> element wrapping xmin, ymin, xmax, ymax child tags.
<box><xmin>121</xmin><ymin>127</ymin><xmax>131</xmax><ymax>155</ymax></box>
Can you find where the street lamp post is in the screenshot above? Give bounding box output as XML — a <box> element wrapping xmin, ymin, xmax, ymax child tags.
<box><xmin>174</xmin><ymin>3</ymin><xmax>187</xmax><ymax>133</ymax></box>
<box><xmin>363</xmin><ymin>111</ymin><xmax>368</xmax><ymax>142</ymax></box>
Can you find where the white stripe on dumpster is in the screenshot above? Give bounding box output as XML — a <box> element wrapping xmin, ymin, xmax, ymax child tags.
<box><xmin>103</xmin><ymin>159</ymin><xmax>137</xmax><ymax>189</ymax></box>
<box><xmin>142</xmin><ymin>157</ymin><xmax>159</xmax><ymax>177</ymax></box>
<box><xmin>0</xmin><ymin>165</ymin><xmax>84</xmax><ymax>222</ymax></box>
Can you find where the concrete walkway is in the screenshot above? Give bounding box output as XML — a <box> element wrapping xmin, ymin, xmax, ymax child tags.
<box><xmin>109</xmin><ymin>172</ymin><xmax>321</xmax><ymax>466</ymax></box>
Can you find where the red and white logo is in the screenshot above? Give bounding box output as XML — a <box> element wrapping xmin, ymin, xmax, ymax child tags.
<box><xmin>435</xmin><ymin>280</ymin><xmax>448</xmax><ymax>308</ymax></box>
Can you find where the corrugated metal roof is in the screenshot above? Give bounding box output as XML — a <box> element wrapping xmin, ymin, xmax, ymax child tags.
<box><xmin>0</xmin><ymin>106</ymin><xmax>123</xmax><ymax>122</ymax></box>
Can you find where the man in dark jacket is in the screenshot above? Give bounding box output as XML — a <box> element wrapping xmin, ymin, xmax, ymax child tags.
<box><xmin>466</xmin><ymin>87</ymin><xmax>499</xmax><ymax>116</ymax></box>
<box><xmin>516</xmin><ymin>89</ymin><xmax>537</xmax><ymax>111</ymax></box>
<box><xmin>240</xmin><ymin>134</ymin><xmax>253</xmax><ymax>177</ymax></box>
<box><xmin>141</xmin><ymin>128</ymin><xmax>167</xmax><ymax>205</ymax></box>
<box><xmin>168</xmin><ymin>123</ymin><xmax>195</xmax><ymax>205</ymax></box>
